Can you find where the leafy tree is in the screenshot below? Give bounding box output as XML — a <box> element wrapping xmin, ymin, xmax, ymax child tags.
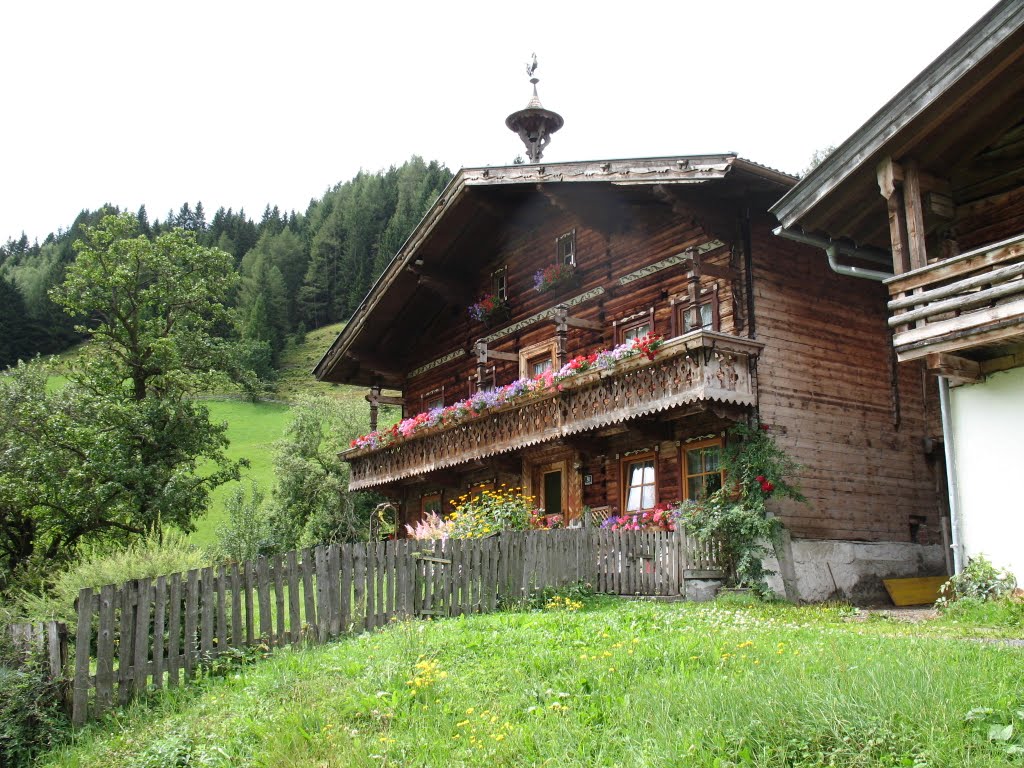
<box><xmin>268</xmin><ymin>396</ymin><xmax>368</xmax><ymax>549</ymax></box>
<box><xmin>0</xmin><ymin>213</ymin><xmax>251</xmax><ymax>585</ymax></box>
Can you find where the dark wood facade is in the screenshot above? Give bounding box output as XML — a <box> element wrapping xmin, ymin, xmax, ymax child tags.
<box><xmin>317</xmin><ymin>155</ymin><xmax>943</xmax><ymax>546</ymax></box>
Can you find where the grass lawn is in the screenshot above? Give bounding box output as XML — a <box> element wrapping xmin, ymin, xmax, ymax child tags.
<box><xmin>190</xmin><ymin>400</ymin><xmax>295</xmax><ymax>548</ymax></box>
<box><xmin>39</xmin><ymin>597</ymin><xmax>1024</xmax><ymax>767</ymax></box>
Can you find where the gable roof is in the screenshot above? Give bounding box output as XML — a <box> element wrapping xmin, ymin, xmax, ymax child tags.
<box><xmin>770</xmin><ymin>0</ymin><xmax>1024</xmax><ymax>248</ymax></box>
<box><xmin>314</xmin><ymin>154</ymin><xmax>795</xmax><ymax>386</ymax></box>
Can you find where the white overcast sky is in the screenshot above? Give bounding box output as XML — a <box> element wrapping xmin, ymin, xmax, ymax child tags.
<box><xmin>0</xmin><ymin>0</ymin><xmax>997</xmax><ymax>244</ymax></box>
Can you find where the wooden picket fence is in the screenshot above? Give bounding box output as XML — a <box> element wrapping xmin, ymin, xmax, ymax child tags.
<box><xmin>66</xmin><ymin>528</ymin><xmax>724</xmax><ymax>725</ymax></box>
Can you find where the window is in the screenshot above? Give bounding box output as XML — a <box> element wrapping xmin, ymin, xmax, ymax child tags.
<box><xmin>542</xmin><ymin>470</ymin><xmax>563</xmax><ymax>516</ymax></box>
<box><xmin>614</xmin><ymin>308</ymin><xmax>655</xmax><ymax>345</ymax></box>
<box><xmin>421</xmin><ymin>386</ymin><xmax>444</xmax><ymax>412</ymax></box>
<box><xmin>528</xmin><ymin>354</ymin><xmax>554</xmax><ymax>378</ymax></box>
<box><xmin>683</xmin><ymin>438</ymin><xmax>724</xmax><ymax>500</ymax></box>
<box><xmin>673</xmin><ymin>286</ymin><xmax>719</xmax><ymax>335</ymax></box>
<box><xmin>556</xmin><ymin>230</ymin><xmax>576</xmax><ymax>266</ymax></box>
<box><xmin>491</xmin><ymin>266</ymin><xmax>508</xmax><ymax>301</ymax></box>
<box><xmin>622</xmin><ymin>454</ymin><xmax>657</xmax><ymax>513</ymax></box>
<box><xmin>681</xmin><ymin>300</ymin><xmax>718</xmax><ymax>333</ymax></box>
<box><xmin>420</xmin><ymin>492</ymin><xmax>442</xmax><ymax>517</ymax></box>
<box><xmin>519</xmin><ymin>339</ymin><xmax>557</xmax><ymax>379</ymax></box>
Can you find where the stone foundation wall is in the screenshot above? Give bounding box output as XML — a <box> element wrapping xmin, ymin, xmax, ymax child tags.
<box><xmin>765</xmin><ymin>537</ymin><xmax>947</xmax><ymax>604</ymax></box>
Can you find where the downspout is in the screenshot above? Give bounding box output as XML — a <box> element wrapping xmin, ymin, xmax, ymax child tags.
<box><xmin>772</xmin><ymin>226</ymin><xmax>893</xmax><ymax>281</ymax></box>
<box><xmin>937</xmin><ymin>376</ymin><xmax>965</xmax><ymax>574</ymax></box>
<box><xmin>824</xmin><ymin>245</ymin><xmax>891</xmax><ymax>282</ymax></box>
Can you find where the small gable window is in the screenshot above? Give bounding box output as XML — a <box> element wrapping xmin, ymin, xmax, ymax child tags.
<box><xmin>556</xmin><ymin>230</ymin><xmax>576</xmax><ymax>266</ymax></box>
<box><xmin>492</xmin><ymin>266</ymin><xmax>509</xmax><ymax>301</ymax></box>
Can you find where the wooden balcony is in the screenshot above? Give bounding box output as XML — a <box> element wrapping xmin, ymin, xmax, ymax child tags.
<box><xmin>886</xmin><ymin>234</ymin><xmax>1024</xmax><ymax>364</ymax></box>
<box><xmin>344</xmin><ymin>331</ymin><xmax>763</xmax><ymax>491</ymax></box>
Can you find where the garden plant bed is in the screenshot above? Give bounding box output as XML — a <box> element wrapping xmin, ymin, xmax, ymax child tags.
<box><xmin>39</xmin><ymin>597</ymin><xmax>1024</xmax><ymax>767</ymax></box>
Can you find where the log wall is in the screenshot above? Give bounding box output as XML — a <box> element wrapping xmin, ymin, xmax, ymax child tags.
<box><xmin>403</xmin><ymin>196</ymin><xmax>736</xmax><ymax>411</ymax></box>
<box><xmin>750</xmin><ymin>212</ymin><xmax>943</xmax><ymax>543</ymax></box>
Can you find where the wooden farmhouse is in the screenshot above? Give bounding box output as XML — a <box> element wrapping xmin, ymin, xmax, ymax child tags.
<box><xmin>772</xmin><ymin>0</ymin><xmax>1024</xmax><ymax>585</ymax></box>
<box><xmin>314</xmin><ymin>149</ymin><xmax>950</xmax><ymax>602</ymax></box>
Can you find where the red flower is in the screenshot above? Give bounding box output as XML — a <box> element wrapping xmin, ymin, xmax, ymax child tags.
<box><xmin>755</xmin><ymin>475</ymin><xmax>765</xmax><ymax>483</ymax></box>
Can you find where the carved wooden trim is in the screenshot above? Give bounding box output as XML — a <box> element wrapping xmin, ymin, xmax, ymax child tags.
<box><xmin>346</xmin><ymin>332</ymin><xmax>763</xmax><ymax>491</ymax></box>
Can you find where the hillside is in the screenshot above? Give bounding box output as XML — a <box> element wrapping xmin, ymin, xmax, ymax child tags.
<box><xmin>45</xmin><ymin>323</ymin><xmax>391</xmax><ymax>547</ymax></box>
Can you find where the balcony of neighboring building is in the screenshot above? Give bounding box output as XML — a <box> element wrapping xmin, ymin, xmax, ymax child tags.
<box><xmin>343</xmin><ymin>330</ymin><xmax>763</xmax><ymax>491</ymax></box>
<box><xmin>885</xmin><ymin>234</ymin><xmax>1024</xmax><ymax>375</ymax></box>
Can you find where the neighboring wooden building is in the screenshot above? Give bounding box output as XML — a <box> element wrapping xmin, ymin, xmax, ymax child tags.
<box><xmin>316</xmin><ymin>153</ymin><xmax>946</xmax><ymax>601</ymax></box>
<box><xmin>772</xmin><ymin>0</ymin><xmax>1024</xmax><ymax>584</ymax></box>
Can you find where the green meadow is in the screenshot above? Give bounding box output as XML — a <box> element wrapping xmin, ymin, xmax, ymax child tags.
<box><xmin>38</xmin><ymin>597</ymin><xmax>1024</xmax><ymax>767</ymax></box>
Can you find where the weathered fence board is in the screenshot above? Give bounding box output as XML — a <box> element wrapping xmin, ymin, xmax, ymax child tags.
<box><xmin>65</xmin><ymin>529</ymin><xmax>722</xmax><ymax>725</ymax></box>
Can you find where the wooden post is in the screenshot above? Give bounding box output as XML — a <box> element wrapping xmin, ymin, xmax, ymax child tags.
<box><xmin>367</xmin><ymin>385</ymin><xmax>381</xmax><ymax>432</ymax></box>
<box><xmin>903</xmin><ymin>159</ymin><xmax>929</xmax><ymax>271</ymax></box>
<box><xmin>474</xmin><ymin>340</ymin><xmax>488</xmax><ymax>392</ymax></box>
<box><xmin>72</xmin><ymin>588</ymin><xmax>93</xmax><ymax>726</ymax></box>
<box><xmin>553</xmin><ymin>304</ymin><xmax>569</xmax><ymax>368</ymax></box>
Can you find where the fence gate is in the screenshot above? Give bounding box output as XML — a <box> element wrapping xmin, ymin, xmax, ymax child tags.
<box><xmin>412</xmin><ymin>541</ymin><xmax>451</xmax><ymax>619</ymax></box>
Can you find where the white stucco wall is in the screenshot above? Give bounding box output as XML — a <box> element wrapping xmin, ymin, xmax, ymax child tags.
<box><xmin>950</xmin><ymin>366</ymin><xmax>1024</xmax><ymax>585</ymax></box>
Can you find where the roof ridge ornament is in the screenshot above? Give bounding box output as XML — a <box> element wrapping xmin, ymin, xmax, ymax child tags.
<box><xmin>506</xmin><ymin>53</ymin><xmax>564</xmax><ymax>164</ymax></box>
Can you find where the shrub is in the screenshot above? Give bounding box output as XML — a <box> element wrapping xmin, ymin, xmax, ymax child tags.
<box><xmin>0</xmin><ymin>640</ymin><xmax>68</xmax><ymax>768</ymax></box>
<box><xmin>936</xmin><ymin>556</ymin><xmax>1017</xmax><ymax>608</ymax></box>
<box><xmin>215</xmin><ymin>482</ymin><xmax>275</xmax><ymax>562</ymax></box>
<box><xmin>14</xmin><ymin>531</ymin><xmax>211</xmax><ymax>626</ymax></box>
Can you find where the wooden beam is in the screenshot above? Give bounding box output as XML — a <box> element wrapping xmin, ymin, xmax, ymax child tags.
<box><xmin>903</xmin><ymin>160</ymin><xmax>929</xmax><ymax>271</ymax></box>
<box><xmin>536</xmin><ymin>184</ymin><xmax>628</xmax><ymax>233</ymax></box>
<box><xmin>345</xmin><ymin>352</ymin><xmax>404</xmax><ymax>380</ymax></box>
<box><xmin>926</xmin><ymin>353</ymin><xmax>983</xmax><ymax>385</ymax></box>
<box><xmin>876</xmin><ymin>157</ymin><xmax>951</xmax><ymax>197</ymax></box>
<box><xmin>553</xmin><ymin>304</ymin><xmax>603</xmax><ymax>331</ymax></box>
<box><xmin>407</xmin><ymin>265</ymin><xmax>475</xmax><ymax>305</ymax></box>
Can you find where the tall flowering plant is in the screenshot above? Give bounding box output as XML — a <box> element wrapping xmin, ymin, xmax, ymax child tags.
<box><xmin>348</xmin><ymin>333</ymin><xmax>665</xmax><ymax>451</ymax></box>
<box><xmin>533</xmin><ymin>263</ymin><xmax>578</xmax><ymax>293</ymax></box>
<box><xmin>446</xmin><ymin>485</ymin><xmax>537</xmax><ymax>538</ymax></box>
<box><xmin>676</xmin><ymin>421</ymin><xmax>806</xmax><ymax>597</ymax></box>
<box><xmin>468</xmin><ymin>293</ymin><xmax>509</xmax><ymax>324</ymax></box>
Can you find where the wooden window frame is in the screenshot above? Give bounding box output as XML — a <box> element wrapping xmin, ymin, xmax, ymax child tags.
<box><xmin>519</xmin><ymin>339</ymin><xmax>558</xmax><ymax>379</ymax></box>
<box><xmin>556</xmin><ymin>230</ymin><xmax>576</xmax><ymax>267</ymax></box>
<box><xmin>682</xmin><ymin>436</ymin><xmax>725</xmax><ymax>501</ymax></box>
<box><xmin>491</xmin><ymin>265</ymin><xmax>509</xmax><ymax>301</ymax></box>
<box><xmin>620</xmin><ymin>451</ymin><xmax>659</xmax><ymax>514</ymax></box>
<box><xmin>613</xmin><ymin>307</ymin><xmax>655</xmax><ymax>345</ymax></box>
<box><xmin>671</xmin><ymin>285</ymin><xmax>720</xmax><ymax>337</ymax></box>
<box><xmin>421</xmin><ymin>385</ymin><xmax>445</xmax><ymax>412</ymax></box>
<box><xmin>420</xmin><ymin>491</ymin><xmax>443</xmax><ymax>518</ymax></box>
<box><xmin>532</xmin><ymin>459</ymin><xmax>569</xmax><ymax>518</ymax></box>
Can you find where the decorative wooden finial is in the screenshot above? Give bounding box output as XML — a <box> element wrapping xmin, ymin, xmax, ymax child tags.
<box><xmin>506</xmin><ymin>54</ymin><xmax>564</xmax><ymax>163</ymax></box>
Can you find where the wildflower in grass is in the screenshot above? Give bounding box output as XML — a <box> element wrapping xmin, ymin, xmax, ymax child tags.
<box><xmin>545</xmin><ymin>594</ymin><xmax>583</xmax><ymax>611</ymax></box>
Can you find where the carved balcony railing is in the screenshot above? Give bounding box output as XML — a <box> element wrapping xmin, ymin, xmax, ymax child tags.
<box><xmin>343</xmin><ymin>331</ymin><xmax>763</xmax><ymax>491</ymax></box>
<box><xmin>886</xmin><ymin>233</ymin><xmax>1024</xmax><ymax>363</ymax></box>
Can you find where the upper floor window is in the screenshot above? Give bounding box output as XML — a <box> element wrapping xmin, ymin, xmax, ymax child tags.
<box><xmin>683</xmin><ymin>437</ymin><xmax>724</xmax><ymax>500</ymax></box>
<box><xmin>492</xmin><ymin>266</ymin><xmax>509</xmax><ymax>301</ymax></box>
<box><xmin>421</xmin><ymin>385</ymin><xmax>445</xmax><ymax>412</ymax></box>
<box><xmin>556</xmin><ymin>230</ymin><xmax>576</xmax><ymax>266</ymax></box>
<box><xmin>674</xmin><ymin>285</ymin><xmax>720</xmax><ymax>335</ymax></box>
<box><xmin>614</xmin><ymin>307</ymin><xmax>655</xmax><ymax>345</ymax></box>
<box><xmin>519</xmin><ymin>339</ymin><xmax>557</xmax><ymax>379</ymax></box>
